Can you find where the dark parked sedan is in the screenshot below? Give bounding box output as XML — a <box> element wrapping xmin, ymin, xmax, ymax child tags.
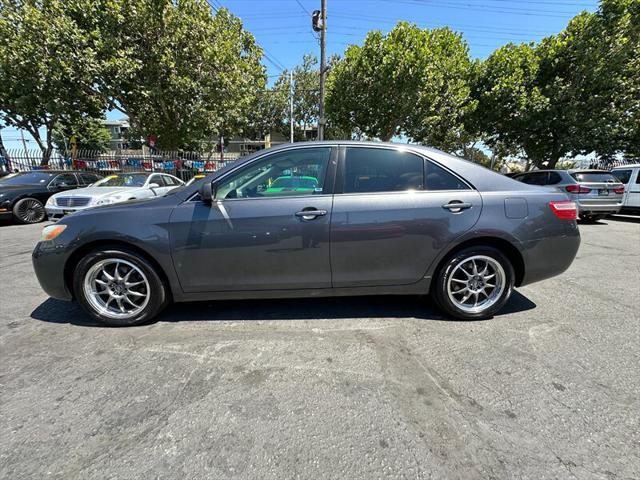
<box><xmin>0</xmin><ymin>170</ymin><xmax>102</xmax><ymax>224</ymax></box>
<box><xmin>33</xmin><ymin>142</ymin><xmax>581</xmax><ymax>326</ymax></box>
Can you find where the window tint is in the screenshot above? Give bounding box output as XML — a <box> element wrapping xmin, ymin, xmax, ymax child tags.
<box><xmin>519</xmin><ymin>172</ymin><xmax>548</xmax><ymax>186</ymax></box>
<box><xmin>79</xmin><ymin>173</ymin><xmax>100</xmax><ymax>185</ymax></box>
<box><xmin>425</xmin><ymin>161</ymin><xmax>469</xmax><ymax>190</ymax></box>
<box><xmin>343</xmin><ymin>148</ymin><xmax>423</xmax><ymax>193</ymax></box>
<box><xmin>548</xmin><ymin>171</ymin><xmax>563</xmax><ymax>185</ymax></box>
<box><xmin>216</xmin><ymin>147</ymin><xmax>331</xmax><ymax>199</ymax></box>
<box><xmin>611</xmin><ymin>169</ymin><xmax>632</xmax><ymax>184</ymax></box>
<box><xmin>570</xmin><ymin>171</ymin><xmax>619</xmax><ymax>183</ymax></box>
<box><xmin>51</xmin><ymin>173</ymin><xmax>78</xmax><ymax>187</ymax></box>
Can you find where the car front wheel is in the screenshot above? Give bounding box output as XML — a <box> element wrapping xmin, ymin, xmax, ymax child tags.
<box><xmin>13</xmin><ymin>197</ymin><xmax>46</xmax><ymax>224</ymax></box>
<box><xmin>73</xmin><ymin>248</ymin><xmax>168</xmax><ymax>326</ymax></box>
<box><xmin>431</xmin><ymin>246</ymin><xmax>515</xmax><ymax>320</ymax></box>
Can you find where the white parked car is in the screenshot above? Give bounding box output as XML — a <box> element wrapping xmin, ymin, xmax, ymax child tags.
<box><xmin>46</xmin><ymin>172</ymin><xmax>184</xmax><ymax>220</ymax></box>
<box><xmin>611</xmin><ymin>164</ymin><xmax>640</xmax><ymax>214</ymax></box>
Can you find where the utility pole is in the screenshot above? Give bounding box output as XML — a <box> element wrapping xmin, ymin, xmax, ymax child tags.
<box><xmin>318</xmin><ymin>0</ymin><xmax>327</xmax><ymax>141</ymax></box>
<box><xmin>290</xmin><ymin>71</ymin><xmax>294</xmax><ymax>143</ymax></box>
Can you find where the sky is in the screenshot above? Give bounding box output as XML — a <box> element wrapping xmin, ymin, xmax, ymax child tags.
<box><xmin>2</xmin><ymin>0</ymin><xmax>600</xmax><ymax>150</ymax></box>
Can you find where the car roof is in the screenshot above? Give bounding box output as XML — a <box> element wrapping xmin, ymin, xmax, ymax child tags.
<box><xmin>612</xmin><ymin>164</ymin><xmax>640</xmax><ymax>169</ymax></box>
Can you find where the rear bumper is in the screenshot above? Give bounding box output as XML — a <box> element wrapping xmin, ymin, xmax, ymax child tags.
<box><xmin>520</xmin><ymin>222</ymin><xmax>581</xmax><ymax>286</ymax></box>
<box><xmin>32</xmin><ymin>241</ymin><xmax>73</xmax><ymax>301</ymax></box>
<box><xmin>576</xmin><ymin>201</ymin><xmax>623</xmax><ymax>215</ymax></box>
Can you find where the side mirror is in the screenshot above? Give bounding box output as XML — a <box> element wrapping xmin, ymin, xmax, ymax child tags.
<box><xmin>148</xmin><ymin>182</ymin><xmax>160</xmax><ymax>189</ymax></box>
<box><xmin>200</xmin><ymin>182</ymin><xmax>214</xmax><ymax>204</ymax></box>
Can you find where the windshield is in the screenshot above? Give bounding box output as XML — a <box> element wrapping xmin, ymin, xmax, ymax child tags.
<box><xmin>93</xmin><ymin>174</ymin><xmax>148</xmax><ymax>187</ymax></box>
<box><xmin>570</xmin><ymin>171</ymin><xmax>620</xmax><ymax>183</ymax></box>
<box><xmin>0</xmin><ymin>172</ymin><xmax>55</xmax><ymax>185</ymax></box>
<box><xmin>270</xmin><ymin>176</ymin><xmax>318</xmax><ymax>189</ymax></box>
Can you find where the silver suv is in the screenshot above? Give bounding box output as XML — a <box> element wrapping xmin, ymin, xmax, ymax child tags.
<box><xmin>512</xmin><ymin>169</ymin><xmax>624</xmax><ymax>221</ymax></box>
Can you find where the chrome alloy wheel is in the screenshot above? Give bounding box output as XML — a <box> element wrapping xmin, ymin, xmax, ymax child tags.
<box><xmin>83</xmin><ymin>259</ymin><xmax>150</xmax><ymax>320</ymax></box>
<box><xmin>446</xmin><ymin>255</ymin><xmax>506</xmax><ymax>314</ymax></box>
<box><xmin>16</xmin><ymin>198</ymin><xmax>45</xmax><ymax>223</ymax></box>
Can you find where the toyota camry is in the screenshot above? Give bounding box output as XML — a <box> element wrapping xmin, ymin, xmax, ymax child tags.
<box><xmin>32</xmin><ymin>142</ymin><xmax>580</xmax><ymax>326</ymax></box>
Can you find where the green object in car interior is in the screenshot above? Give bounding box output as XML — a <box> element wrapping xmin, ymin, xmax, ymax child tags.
<box><xmin>264</xmin><ymin>175</ymin><xmax>319</xmax><ymax>194</ymax></box>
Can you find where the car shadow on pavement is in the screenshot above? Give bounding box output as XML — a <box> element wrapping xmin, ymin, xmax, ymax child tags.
<box><xmin>608</xmin><ymin>215</ymin><xmax>640</xmax><ymax>224</ymax></box>
<box><xmin>30</xmin><ymin>291</ymin><xmax>536</xmax><ymax>327</ymax></box>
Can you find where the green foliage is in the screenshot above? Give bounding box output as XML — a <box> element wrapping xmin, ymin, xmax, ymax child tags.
<box><xmin>103</xmin><ymin>2</ymin><xmax>266</xmax><ymax>150</ymax></box>
<box><xmin>473</xmin><ymin>0</ymin><xmax>639</xmax><ymax>168</ymax></box>
<box><xmin>52</xmin><ymin>117</ymin><xmax>111</xmax><ymax>152</ymax></box>
<box><xmin>0</xmin><ymin>0</ymin><xmax>109</xmax><ymax>163</ymax></box>
<box><xmin>326</xmin><ymin>22</ymin><xmax>476</xmax><ymax>151</ymax></box>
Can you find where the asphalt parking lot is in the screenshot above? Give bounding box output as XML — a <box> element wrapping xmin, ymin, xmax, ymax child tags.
<box><xmin>1</xmin><ymin>217</ymin><xmax>639</xmax><ymax>479</ymax></box>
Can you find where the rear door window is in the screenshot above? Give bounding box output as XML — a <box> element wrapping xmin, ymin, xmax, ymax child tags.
<box><xmin>611</xmin><ymin>169</ymin><xmax>632</xmax><ymax>184</ymax></box>
<box><xmin>343</xmin><ymin>147</ymin><xmax>424</xmax><ymax>193</ymax></box>
<box><xmin>570</xmin><ymin>171</ymin><xmax>619</xmax><ymax>183</ymax></box>
<box><xmin>79</xmin><ymin>173</ymin><xmax>100</xmax><ymax>185</ymax></box>
<box><xmin>425</xmin><ymin>161</ymin><xmax>469</xmax><ymax>190</ymax></box>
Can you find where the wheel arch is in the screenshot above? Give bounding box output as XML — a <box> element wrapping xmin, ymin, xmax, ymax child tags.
<box><xmin>431</xmin><ymin>236</ymin><xmax>525</xmax><ymax>288</ymax></box>
<box><xmin>64</xmin><ymin>239</ymin><xmax>173</xmax><ymax>300</ymax></box>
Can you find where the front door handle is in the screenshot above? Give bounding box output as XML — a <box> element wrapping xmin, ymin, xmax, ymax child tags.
<box><xmin>442</xmin><ymin>201</ymin><xmax>472</xmax><ymax>212</ymax></box>
<box><xmin>295</xmin><ymin>209</ymin><xmax>327</xmax><ymax>220</ymax></box>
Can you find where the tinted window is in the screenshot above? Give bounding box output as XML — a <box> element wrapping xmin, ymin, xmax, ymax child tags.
<box><xmin>217</xmin><ymin>147</ymin><xmax>331</xmax><ymax>199</ymax></box>
<box><xmin>79</xmin><ymin>173</ymin><xmax>100</xmax><ymax>185</ymax></box>
<box><xmin>51</xmin><ymin>173</ymin><xmax>78</xmax><ymax>187</ymax></box>
<box><xmin>520</xmin><ymin>172</ymin><xmax>548</xmax><ymax>186</ymax></box>
<box><xmin>344</xmin><ymin>148</ymin><xmax>423</xmax><ymax>193</ymax></box>
<box><xmin>548</xmin><ymin>171</ymin><xmax>563</xmax><ymax>185</ymax></box>
<box><xmin>425</xmin><ymin>161</ymin><xmax>469</xmax><ymax>190</ymax></box>
<box><xmin>570</xmin><ymin>171</ymin><xmax>619</xmax><ymax>183</ymax></box>
<box><xmin>148</xmin><ymin>175</ymin><xmax>165</xmax><ymax>187</ymax></box>
<box><xmin>611</xmin><ymin>169</ymin><xmax>632</xmax><ymax>184</ymax></box>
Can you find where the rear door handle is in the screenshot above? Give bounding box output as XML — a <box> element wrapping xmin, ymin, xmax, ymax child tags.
<box><xmin>442</xmin><ymin>201</ymin><xmax>472</xmax><ymax>212</ymax></box>
<box><xmin>295</xmin><ymin>209</ymin><xmax>327</xmax><ymax>220</ymax></box>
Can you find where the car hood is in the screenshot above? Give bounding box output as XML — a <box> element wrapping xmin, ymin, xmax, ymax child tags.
<box><xmin>51</xmin><ymin>186</ymin><xmax>145</xmax><ymax>199</ymax></box>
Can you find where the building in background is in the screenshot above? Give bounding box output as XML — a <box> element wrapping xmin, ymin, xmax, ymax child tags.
<box><xmin>103</xmin><ymin>120</ymin><xmax>130</xmax><ymax>150</ymax></box>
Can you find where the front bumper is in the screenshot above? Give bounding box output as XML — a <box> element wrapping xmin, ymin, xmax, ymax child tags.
<box><xmin>46</xmin><ymin>205</ymin><xmax>90</xmax><ymax>220</ymax></box>
<box><xmin>32</xmin><ymin>240</ymin><xmax>74</xmax><ymax>301</ymax></box>
<box><xmin>0</xmin><ymin>209</ymin><xmax>13</xmax><ymax>221</ymax></box>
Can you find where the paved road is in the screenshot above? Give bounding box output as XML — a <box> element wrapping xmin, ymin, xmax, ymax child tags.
<box><xmin>1</xmin><ymin>217</ymin><xmax>639</xmax><ymax>479</ymax></box>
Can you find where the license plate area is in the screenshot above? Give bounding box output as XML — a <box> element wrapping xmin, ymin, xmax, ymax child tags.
<box><xmin>62</xmin><ymin>210</ymin><xmax>75</xmax><ymax>215</ymax></box>
<box><xmin>598</xmin><ymin>189</ymin><xmax>609</xmax><ymax>196</ymax></box>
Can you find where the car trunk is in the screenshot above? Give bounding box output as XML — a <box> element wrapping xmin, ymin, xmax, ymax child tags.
<box><xmin>570</xmin><ymin>171</ymin><xmax>624</xmax><ymax>206</ymax></box>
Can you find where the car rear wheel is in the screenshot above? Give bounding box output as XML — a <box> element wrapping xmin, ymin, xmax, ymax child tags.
<box><xmin>13</xmin><ymin>198</ymin><xmax>46</xmax><ymax>224</ymax></box>
<box><xmin>73</xmin><ymin>248</ymin><xmax>168</xmax><ymax>326</ymax></box>
<box><xmin>431</xmin><ymin>246</ymin><xmax>515</xmax><ymax>320</ymax></box>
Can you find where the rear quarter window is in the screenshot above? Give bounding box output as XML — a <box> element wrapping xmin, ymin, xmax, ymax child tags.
<box><xmin>611</xmin><ymin>170</ymin><xmax>632</xmax><ymax>184</ymax></box>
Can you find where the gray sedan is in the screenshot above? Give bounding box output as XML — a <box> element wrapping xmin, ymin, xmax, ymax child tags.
<box><xmin>512</xmin><ymin>169</ymin><xmax>624</xmax><ymax>221</ymax></box>
<box><xmin>33</xmin><ymin>142</ymin><xmax>580</xmax><ymax>326</ymax></box>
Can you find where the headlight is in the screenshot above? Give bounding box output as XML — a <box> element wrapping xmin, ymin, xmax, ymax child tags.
<box><xmin>46</xmin><ymin>196</ymin><xmax>56</xmax><ymax>206</ymax></box>
<box><xmin>40</xmin><ymin>224</ymin><xmax>67</xmax><ymax>241</ymax></box>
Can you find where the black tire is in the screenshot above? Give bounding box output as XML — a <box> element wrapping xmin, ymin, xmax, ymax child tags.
<box><xmin>13</xmin><ymin>197</ymin><xmax>46</xmax><ymax>224</ymax></box>
<box><xmin>73</xmin><ymin>248</ymin><xmax>169</xmax><ymax>326</ymax></box>
<box><xmin>431</xmin><ymin>246</ymin><xmax>515</xmax><ymax>321</ymax></box>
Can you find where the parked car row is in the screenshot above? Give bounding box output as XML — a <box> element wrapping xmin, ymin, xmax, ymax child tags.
<box><xmin>0</xmin><ymin>171</ymin><xmax>184</xmax><ymax>223</ymax></box>
<box><xmin>510</xmin><ymin>165</ymin><xmax>640</xmax><ymax>221</ymax></box>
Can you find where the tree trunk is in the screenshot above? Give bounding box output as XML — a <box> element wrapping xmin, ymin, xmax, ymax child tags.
<box><xmin>0</xmin><ymin>128</ymin><xmax>11</xmax><ymax>171</ymax></box>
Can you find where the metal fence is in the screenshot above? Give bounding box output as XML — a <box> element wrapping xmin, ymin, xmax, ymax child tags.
<box><xmin>0</xmin><ymin>149</ymin><xmax>243</xmax><ymax>182</ymax></box>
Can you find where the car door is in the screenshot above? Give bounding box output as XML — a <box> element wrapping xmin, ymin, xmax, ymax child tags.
<box><xmin>148</xmin><ymin>174</ymin><xmax>168</xmax><ymax>196</ymax></box>
<box><xmin>169</xmin><ymin>146</ymin><xmax>336</xmax><ymax>292</ymax></box>
<box><xmin>612</xmin><ymin>168</ymin><xmax>640</xmax><ymax>208</ymax></box>
<box><xmin>330</xmin><ymin>146</ymin><xmax>482</xmax><ymax>288</ymax></box>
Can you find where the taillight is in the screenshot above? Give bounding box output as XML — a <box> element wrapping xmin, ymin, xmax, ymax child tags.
<box><xmin>565</xmin><ymin>184</ymin><xmax>591</xmax><ymax>194</ymax></box>
<box><xmin>613</xmin><ymin>186</ymin><xmax>625</xmax><ymax>194</ymax></box>
<box><xmin>549</xmin><ymin>201</ymin><xmax>577</xmax><ymax>220</ymax></box>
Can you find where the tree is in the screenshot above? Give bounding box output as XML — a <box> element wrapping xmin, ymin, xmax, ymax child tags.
<box><xmin>104</xmin><ymin>2</ymin><xmax>266</xmax><ymax>150</ymax></box>
<box><xmin>52</xmin><ymin>117</ymin><xmax>111</xmax><ymax>153</ymax></box>
<box><xmin>473</xmin><ymin>0</ymin><xmax>639</xmax><ymax>169</ymax></box>
<box><xmin>0</xmin><ymin>0</ymin><xmax>109</xmax><ymax>164</ymax></box>
<box><xmin>326</xmin><ymin>22</ymin><xmax>476</xmax><ymax>151</ymax></box>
